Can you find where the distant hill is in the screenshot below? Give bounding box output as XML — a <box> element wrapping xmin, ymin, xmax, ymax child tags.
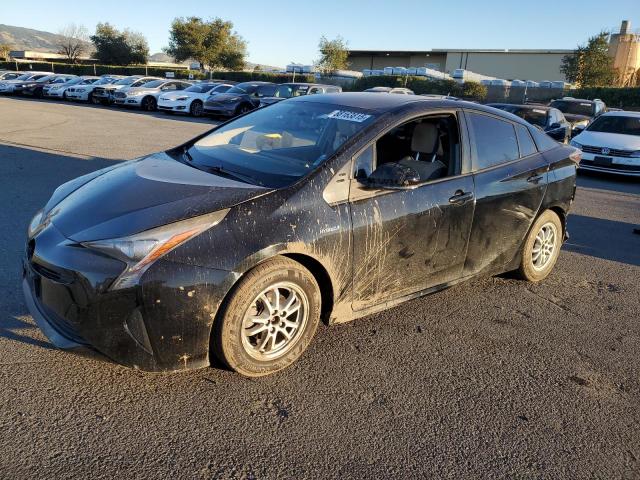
<box><xmin>0</xmin><ymin>24</ymin><xmax>92</xmax><ymax>53</ymax></box>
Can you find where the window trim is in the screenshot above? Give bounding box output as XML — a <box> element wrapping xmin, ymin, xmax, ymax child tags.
<box><xmin>514</xmin><ymin>123</ymin><xmax>539</xmax><ymax>160</ymax></box>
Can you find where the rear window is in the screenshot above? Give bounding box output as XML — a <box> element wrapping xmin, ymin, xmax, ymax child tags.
<box><xmin>549</xmin><ymin>100</ymin><xmax>593</xmax><ymax>117</ymax></box>
<box><xmin>467</xmin><ymin>112</ymin><xmax>520</xmax><ymax>170</ymax></box>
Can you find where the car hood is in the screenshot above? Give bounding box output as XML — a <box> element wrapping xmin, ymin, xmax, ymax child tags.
<box><xmin>48</xmin><ymin>152</ymin><xmax>271</xmax><ymax>242</ymax></box>
<box><xmin>207</xmin><ymin>92</ymin><xmax>246</xmax><ymax>102</ymax></box>
<box><xmin>574</xmin><ymin>131</ymin><xmax>640</xmax><ymax>150</ymax></box>
<box><xmin>126</xmin><ymin>86</ymin><xmax>161</xmax><ymax>94</ymax></box>
<box><xmin>563</xmin><ymin>113</ymin><xmax>591</xmax><ymax>124</ymax></box>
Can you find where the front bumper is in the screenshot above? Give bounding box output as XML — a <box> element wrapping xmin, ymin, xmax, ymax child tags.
<box><xmin>22</xmin><ymin>222</ymin><xmax>238</xmax><ymax>372</ymax></box>
<box><xmin>203</xmin><ymin>102</ymin><xmax>237</xmax><ymax>116</ymax></box>
<box><xmin>579</xmin><ymin>152</ymin><xmax>640</xmax><ymax>177</ymax></box>
<box><xmin>158</xmin><ymin>100</ymin><xmax>188</xmax><ymax>112</ymax></box>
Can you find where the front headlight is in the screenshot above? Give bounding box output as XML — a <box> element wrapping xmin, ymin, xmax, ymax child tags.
<box><xmin>175</xmin><ymin>96</ymin><xmax>188</xmax><ymax>101</ymax></box>
<box><xmin>128</xmin><ymin>90</ymin><xmax>147</xmax><ymax>97</ymax></box>
<box><xmin>570</xmin><ymin>140</ymin><xmax>582</xmax><ymax>149</ymax></box>
<box><xmin>83</xmin><ymin>209</ymin><xmax>229</xmax><ymax>290</ymax></box>
<box><xmin>28</xmin><ymin>210</ymin><xmax>45</xmax><ymax>238</ymax></box>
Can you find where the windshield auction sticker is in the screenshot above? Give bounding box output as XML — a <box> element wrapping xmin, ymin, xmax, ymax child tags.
<box><xmin>327</xmin><ymin>110</ymin><xmax>372</xmax><ymax>122</ymax></box>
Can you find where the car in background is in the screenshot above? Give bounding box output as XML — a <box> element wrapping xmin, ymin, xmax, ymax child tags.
<box><xmin>364</xmin><ymin>86</ymin><xmax>415</xmax><ymax>95</ymax></box>
<box><xmin>21</xmin><ymin>74</ymin><xmax>77</xmax><ymax>98</ymax></box>
<box><xmin>487</xmin><ymin>103</ymin><xmax>571</xmax><ymax>143</ymax></box>
<box><xmin>22</xmin><ymin>93</ymin><xmax>579</xmax><ymax>376</ymax></box>
<box><xmin>113</xmin><ymin>79</ymin><xmax>192</xmax><ymax>111</ymax></box>
<box><xmin>549</xmin><ymin>97</ymin><xmax>606</xmax><ymax>134</ymax></box>
<box><xmin>65</xmin><ymin>76</ymin><xmax>124</xmax><ymax>103</ymax></box>
<box><xmin>93</xmin><ymin>76</ymin><xmax>161</xmax><ymax>105</ymax></box>
<box><xmin>0</xmin><ymin>71</ymin><xmax>21</xmax><ymax>81</ymax></box>
<box><xmin>0</xmin><ymin>72</ymin><xmax>52</xmax><ymax>94</ymax></box>
<box><xmin>258</xmin><ymin>83</ymin><xmax>342</xmax><ymax>107</ymax></box>
<box><xmin>44</xmin><ymin>76</ymin><xmax>100</xmax><ymax>99</ymax></box>
<box><xmin>203</xmin><ymin>81</ymin><xmax>274</xmax><ymax>117</ymax></box>
<box><xmin>158</xmin><ymin>82</ymin><xmax>234</xmax><ymax>116</ymax></box>
<box><xmin>570</xmin><ymin>111</ymin><xmax>640</xmax><ymax>177</ymax></box>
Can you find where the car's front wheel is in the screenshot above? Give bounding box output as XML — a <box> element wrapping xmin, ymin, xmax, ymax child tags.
<box><xmin>515</xmin><ymin>210</ymin><xmax>562</xmax><ymax>282</ymax></box>
<box><xmin>190</xmin><ymin>100</ymin><xmax>203</xmax><ymax>117</ymax></box>
<box><xmin>141</xmin><ymin>96</ymin><xmax>157</xmax><ymax>111</ymax></box>
<box><xmin>212</xmin><ymin>257</ymin><xmax>321</xmax><ymax>377</ymax></box>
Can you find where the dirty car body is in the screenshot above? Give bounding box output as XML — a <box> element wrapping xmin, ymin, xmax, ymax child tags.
<box><xmin>23</xmin><ymin>93</ymin><xmax>579</xmax><ymax>372</ymax></box>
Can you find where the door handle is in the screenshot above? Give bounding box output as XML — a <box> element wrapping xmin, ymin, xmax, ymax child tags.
<box><xmin>527</xmin><ymin>174</ymin><xmax>544</xmax><ymax>184</ymax></box>
<box><xmin>449</xmin><ymin>190</ymin><xmax>474</xmax><ymax>205</ymax></box>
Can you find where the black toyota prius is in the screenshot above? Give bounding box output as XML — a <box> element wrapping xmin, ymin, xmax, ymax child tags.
<box><xmin>23</xmin><ymin>93</ymin><xmax>580</xmax><ymax>376</ymax></box>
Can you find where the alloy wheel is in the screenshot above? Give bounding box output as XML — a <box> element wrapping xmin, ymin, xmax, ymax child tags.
<box><xmin>532</xmin><ymin>222</ymin><xmax>557</xmax><ymax>270</ymax></box>
<box><xmin>241</xmin><ymin>282</ymin><xmax>309</xmax><ymax>361</ymax></box>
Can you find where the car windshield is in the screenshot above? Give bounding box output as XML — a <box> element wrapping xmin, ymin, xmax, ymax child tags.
<box><xmin>186</xmin><ymin>100</ymin><xmax>378</xmax><ymax>188</ymax></box>
<box><xmin>256</xmin><ymin>84</ymin><xmax>278</xmax><ymax>97</ymax></box>
<box><xmin>227</xmin><ymin>84</ymin><xmax>261</xmax><ymax>95</ymax></box>
<box><xmin>140</xmin><ymin>80</ymin><xmax>164</xmax><ymax>88</ymax></box>
<box><xmin>80</xmin><ymin>78</ymin><xmax>98</xmax><ymax>85</ymax></box>
<box><xmin>94</xmin><ymin>78</ymin><xmax>115</xmax><ymax>85</ymax></box>
<box><xmin>550</xmin><ymin>100</ymin><xmax>593</xmax><ymax>117</ymax></box>
<box><xmin>500</xmin><ymin>106</ymin><xmax>548</xmax><ymax>128</ymax></box>
<box><xmin>114</xmin><ymin>77</ymin><xmax>139</xmax><ymax>85</ymax></box>
<box><xmin>586</xmin><ymin>115</ymin><xmax>640</xmax><ymax>136</ymax></box>
<box><xmin>185</xmin><ymin>84</ymin><xmax>215</xmax><ymax>93</ymax></box>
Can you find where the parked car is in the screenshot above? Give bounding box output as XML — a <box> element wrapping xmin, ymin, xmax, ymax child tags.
<box><xmin>22</xmin><ymin>93</ymin><xmax>579</xmax><ymax>376</ymax></box>
<box><xmin>65</xmin><ymin>76</ymin><xmax>124</xmax><ymax>103</ymax></box>
<box><xmin>0</xmin><ymin>72</ymin><xmax>52</xmax><ymax>94</ymax></box>
<box><xmin>487</xmin><ymin>104</ymin><xmax>571</xmax><ymax>143</ymax></box>
<box><xmin>44</xmin><ymin>76</ymin><xmax>100</xmax><ymax>99</ymax></box>
<box><xmin>259</xmin><ymin>83</ymin><xmax>342</xmax><ymax>107</ymax></box>
<box><xmin>21</xmin><ymin>74</ymin><xmax>77</xmax><ymax>98</ymax></box>
<box><xmin>158</xmin><ymin>82</ymin><xmax>234</xmax><ymax>116</ymax></box>
<box><xmin>93</xmin><ymin>76</ymin><xmax>161</xmax><ymax>105</ymax></box>
<box><xmin>203</xmin><ymin>81</ymin><xmax>274</xmax><ymax>117</ymax></box>
<box><xmin>364</xmin><ymin>86</ymin><xmax>415</xmax><ymax>95</ymax></box>
<box><xmin>0</xmin><ymin>71</ymin><xmax>21</xmax><ymax>81</ymax></box>
<box><xmin>570</xmin><ymin>111</ymin><xmax>640</xmax><ymax>177</ymax></box>
<box><xmin>548</xmin><ymin>97</ymin><xmax>606</xmax><ymax>134</ymax></box>
<box><xmin>113</xmin><ymin>79</ymin><xmax>192</xmax><ymax>111</ymax></box>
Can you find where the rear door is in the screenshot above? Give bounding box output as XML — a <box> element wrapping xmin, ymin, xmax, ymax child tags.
<box><xmin>462</xmin><ymin>110</ymin><xmax>549</xmax><ymax>276</ymax></box>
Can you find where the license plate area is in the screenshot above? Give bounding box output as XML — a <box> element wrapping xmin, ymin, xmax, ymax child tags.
<box><xmin>594</xmin><ymin>156</ymin><xmax>613</xmax><ymax>166</ymax></box>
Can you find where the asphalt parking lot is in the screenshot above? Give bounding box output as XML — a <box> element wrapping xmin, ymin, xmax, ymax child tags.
<box><xmin>1</xmin><ymin>96</ymin><xmax>639</xmax><ymax>480</ymax></box>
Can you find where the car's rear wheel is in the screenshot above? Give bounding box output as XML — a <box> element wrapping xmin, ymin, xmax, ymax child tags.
<box><xmin>515</xmin><ymin>210</ymin><xmax>562</xmax><ymax>282</ymax></box>
<box><xmin>142</xmin><ymin>96</ymin><xmax>157</xmax><ymax>111</ymax></box>
<box><xmin>212</xmin><ymin>257</ymin><xmax>321</xmax><ymax>377</ymax></box>
<box><xmin>190</xmin><ymin>100</ymin><xmax>203</xmax><ymax>117</ymax></box>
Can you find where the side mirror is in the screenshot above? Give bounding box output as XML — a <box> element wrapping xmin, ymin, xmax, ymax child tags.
<box><xmin>361</xmin><ymin>162</ymin><xmax>421</xmax><ymax>189</ymax></box>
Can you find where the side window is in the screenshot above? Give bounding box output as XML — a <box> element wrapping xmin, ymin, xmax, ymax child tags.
<box><xmin>353</xmin><ymin>144</ymin><xmax>374</xmax><ymax>179</ymax></box>
<box><xmin>466</xmin><ymin>112</ymin><xmax>519</xmax><ymax>170</ymax></box>
<box><xmin>163</xmin><ymin>83</ymin><xmax>177</xmax><ymax>91</ymax></box>
<box><xmin>515</xmin><ymin>124</ymin><xmax>537</xmax><ymax>157</ymax></box>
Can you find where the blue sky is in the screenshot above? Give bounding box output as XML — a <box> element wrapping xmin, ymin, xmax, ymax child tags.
<box><xmin>2</xmin><ymin>0</ymin><xmax>638</xmax><ymax>66</ymax></box>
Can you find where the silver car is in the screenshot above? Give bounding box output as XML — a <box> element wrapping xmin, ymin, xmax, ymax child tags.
<box><xmin>113</xmin><ymin>79</ymin><xmax>193</xmax><ymax>111</ymax></box>
<box><xmin>93</xmin><ymin>76</ymin><xmax>162</xmax><ymax>105</ymax></box>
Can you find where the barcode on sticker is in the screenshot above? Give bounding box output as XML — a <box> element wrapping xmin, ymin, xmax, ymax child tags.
<box><xmin>327</xmin><ymin>110</ymin><xmax>372</xmax><ymax>122</ymax></box>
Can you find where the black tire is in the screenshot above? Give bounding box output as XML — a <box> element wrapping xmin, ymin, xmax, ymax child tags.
<box><xmin>212</xmin><ymin>256</ymin><xmax>321</xmax><ymax>377</ymax></box>
<box><xmin>235</xmin><ymin>103</ymin><xmax>252</xmax><ymax>116</ymax></box>
<box><xmin>141</xmin><ymin>96</ymin><xmax>157</xmax><ymax>111</ymax></box>
<box><xmin>190</xmin><ymin>100</ymin><xmax>204</xmax><ymax>117</ymax></box>
<box><xmin>515</xmin><ymin>210</ymin><xmax>562</xmax><ymax>282</ymax></box>
<box><xmin>62</xmin><ymin>91</ymin><xmax>67</xmax><ymax>100</ymax></box>
<box><xmin>34</xmin><ymin>88</ymin><xmax>43</xmax><ymax>99</ymax></box>
<box><xmin>88</xmin><ymin>92</ymin><xmax>99</xmax><ymax>104</ymax></box>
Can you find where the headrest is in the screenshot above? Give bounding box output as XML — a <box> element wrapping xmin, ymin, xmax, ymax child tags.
<box><xmin>411</xmin><ymin>122</ymin><xmax>439</xmax><ymax>154</ymax></box>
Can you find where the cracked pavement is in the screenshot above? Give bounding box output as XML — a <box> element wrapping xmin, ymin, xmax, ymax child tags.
<box><xmin>0</xmin><ymin>97</ymin><xmax>639</xmax><ymax>479</ymax></box>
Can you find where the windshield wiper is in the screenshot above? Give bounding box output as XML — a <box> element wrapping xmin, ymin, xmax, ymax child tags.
<box><xmin>202</xmin><ymin>165</ymin><xmax>260</xmax><ymax>185</ymax></box>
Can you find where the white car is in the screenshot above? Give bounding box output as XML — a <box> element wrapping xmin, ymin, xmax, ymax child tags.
<box><xmin>65</xmin><ymin>76</ymin><xmax>124</xmax><ymax>103</ymax></box>
<box><xmin>0</xmin><ymin>72</ymin><xmax>51</xmax><ymax>94</ymax></box>
<box><xmin>157</xmin><ymin>82</ymin><xmax>234</xmax><ymax>116</ymax></box>
<box><xmin>113</xmin><ymin>79</ymin><xmax>192</xmax><ymax>111</ymax></box>
<box><xmin>571</xmin><ymin>111</ymin><xmax>640</xmax><ymax>177</ymax></box>
<box><xmin>0</xmin><ymin>71</ymin><xmax>21</xmax><ymax>81</ymax></box>
<box><xmin>93</xmin><ymin>76</ymin><xmax>161</xmax><ymax>104</ymax></box>
<box><xmin>44</xmin><ymin>76</ymin><xmax>100</xmax><ymax>99</ymax></box>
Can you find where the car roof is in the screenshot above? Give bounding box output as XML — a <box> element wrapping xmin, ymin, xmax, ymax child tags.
<box><xmin>552</xmin><ymin>98</ymin><xmax>595</xmax><ymax>104</ymax></box>
<box><xmin>488</xmin><ymin>103</ymin><xmax>551</xmax><ymax>111</ymax></box>
<box><xmin>600</xmin><ymin>110</ymin><xmax>640</xmax><ymax>118</ymax></box>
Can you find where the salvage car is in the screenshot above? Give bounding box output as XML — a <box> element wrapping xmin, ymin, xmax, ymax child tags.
<box><xmin>93</xmin><ymin>76</ymin><xmax>161</xmax><ymax>105</ymax></box>
<box><xmin>259</xmin><ymin>83</ymin><xmax>342</xmax><ymax>107</ymax></box>
<box><xmin>203</xmin><ymin>81</ymin><xmax>274</xmax><ymax>117</ymax></box>
<box><xmin>158</xmin><ymin>82</ymin><xmax>234</xmax><ymax>116</ymax></box>
<box><xmin>549</xmin><ymin>97</ymin><xmax>606</xmax><ymax>134</ymax></box>
<box><xmin>0</xmin><ymin>72</ymin><xmax>52</xmax><ymax>94</ymax></box>
<box><xmin>487</xmin><ymin>104</ymin><xmax>571</xmax><ymax>143</ymax></box>
<box><xmin>44</xmin><ymin>76</ymin><xmax>100</xmax><ymax>99</ymax></box>
<box><xmin>570</xmin><ymin>111</ymin><xmax>640</xmax><ymax>176</ymax></box>
<box><xmin>65</xmin><ymin>76</ymin><xmax>124</xmax><ymax>103</ymax></box>
<box><xmin>113</xmin><ymin>79</ymin><xmax>192</xmax><ymax>111</ymax></box>
<box><xmin>21</xmin><ymin>74</ymin><xmax>77</xmax><ymax>98</ymax></box>
<box><xmin>23</xmin><ymin>93</ymin><xmax>580</xmax><ymax>376</ymax></box>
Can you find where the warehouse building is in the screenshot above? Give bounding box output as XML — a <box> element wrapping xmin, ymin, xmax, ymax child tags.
<box><xmin>347</xmin><ymin>49</ymin><xmax>573</xmax><ymax>82</ymax></box>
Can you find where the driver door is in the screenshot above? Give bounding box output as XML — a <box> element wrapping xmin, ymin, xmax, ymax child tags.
<box><xmin>349</xmin><ymin>112</ymin><xmax>476</xmax><ymax>311</ymax></box>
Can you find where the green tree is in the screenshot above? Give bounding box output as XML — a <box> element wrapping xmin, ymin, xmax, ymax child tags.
<box><xmin>90</xmin><ymin>23</ymin><xmax>149</xmax><ymax>65</ymax></box>
<box><xmin>316</xmin><ymin>36</ymin><xmax>349</xmax><ymax>74</ymax></box>
<box><xmin>561</xmin><ymin>32</ymin><xmax>617</xmax><ymax>87</ymax></box>
<box><xmin>165</xmin><ymin>17</ymin><xmax>247</xmax><ymax>71</ymax></box>
<box><xmin>0</xmin><ymin>43</ymin><xmax>11</xmax><ymax>61</ymax></box>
